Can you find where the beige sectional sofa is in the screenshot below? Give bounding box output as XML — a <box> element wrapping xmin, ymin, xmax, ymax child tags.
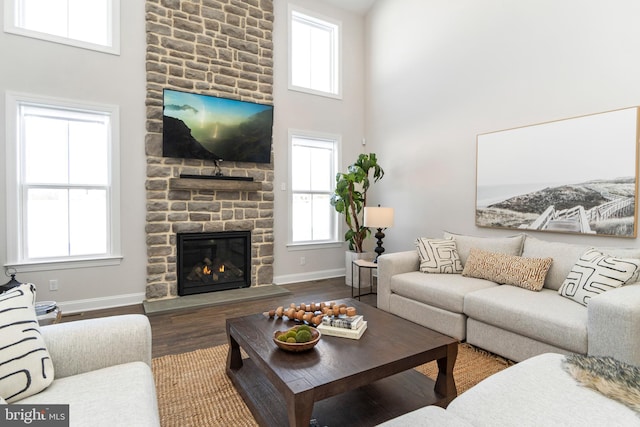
<box><xmin>377</xmin><ymin>233</ymin><xmax>640</xmax><ymax>365</ymax></box>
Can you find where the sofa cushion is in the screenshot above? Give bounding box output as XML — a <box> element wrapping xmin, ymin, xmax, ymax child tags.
<box><xmin>521</xmin><ymin>236</ymin><xmax>640</xmax><ymax>291</ymax></box>
<box><xmin>464</xmin><ymin>286</ymin><xmax>587</xmax><ymax>353</ymax></box>
<box><xmin>558</xmin><ymin>249</ymin><xmax>640</xmax><ymax>306</ymax></box>
<box><xmin>0</xmin><ymin>283</ymin><xmax>55</xmax><ymax>403</ymax></box>
<box><xmin>377</xmin><ymin>404</ymin><xmax>473</xmax><ymax>426</ymax></box>
<box><xmin>462</xmin><ymin>248</ymin><xmax>552</xmax><ymax>291</ymax></box>
<box><xmin>391</xmin><ymin>271</ymin><xmax>498</xmax><ymax>313</ymax></box>
<box><xmin>19</xmin><ymin>361</ymin><xmax>160</xmax><ymax>426</ymax></box>
<box><xmin>415</xmin><ymin>237</ymin><xmax>463</xmax><ymax>273</ymax></box>
<box><xmin>443</xmin><ymin>232</ymin><xmax>524</xmax><ymax>265</ymax></box>
<box><xmin>447</xmin><ymin>353</ymin><xmax>640</xmax><ymax>426</ymax></box>
<box><xmin>521</xmin><ymin>236</ymin><xmax>589</xmax><ymax>291</ymax></box>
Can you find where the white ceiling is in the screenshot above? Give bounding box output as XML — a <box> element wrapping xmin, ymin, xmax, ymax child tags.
<box><xmin>320</xmin><ymin>0</ymin><xmax>376</xmax><ymax>15</ymax></box>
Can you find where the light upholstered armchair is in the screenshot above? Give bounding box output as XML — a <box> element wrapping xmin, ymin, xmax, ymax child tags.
<box><xmin>40</xmin><ymin>315</ymin><xmax>152</xmax><ymax>378</ymax></box>
<box><xmin>12</xmin><ymin>313</ymin><xmax>160</xmax><ymax>426</ymax></box>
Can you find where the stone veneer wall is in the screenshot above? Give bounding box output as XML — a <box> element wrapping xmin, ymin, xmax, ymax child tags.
<box><xmin>144</xmin><ymin>0</ymin><xmax>274</xmax><ymax>300</ymax></box>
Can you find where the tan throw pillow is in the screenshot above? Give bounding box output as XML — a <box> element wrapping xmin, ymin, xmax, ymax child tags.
<box><xmin>415</xmin><ymin>237</ymin><xmax>463</xmax><ymax>274</ymax></box>
<box><xmin>558</xmin><ymin>248</ymin><xmax>640</xmax><ymax>306</ymax></box>
<box><xmin>462</xmin><ymin>248</ymin><xmax>553</xmax><ymax>291</ymax></box>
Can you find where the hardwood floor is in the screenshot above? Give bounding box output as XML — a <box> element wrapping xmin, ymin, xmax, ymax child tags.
<box><xmin>60</xmin><ymin>277</ymin><xmax>377</xmax><ymax>358</ymax></box>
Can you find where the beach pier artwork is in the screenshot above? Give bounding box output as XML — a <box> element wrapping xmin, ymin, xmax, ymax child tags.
<box><xmin>476</xmin><ymin>107</ymin><xmax>639</xmax><ymax>237</ymax></box>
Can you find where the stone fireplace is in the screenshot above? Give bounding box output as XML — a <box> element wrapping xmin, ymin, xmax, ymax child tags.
<box><xmin>144</xmin><ymin>0</ymin><xmax>275</xmax><ymax>301</ymax></box>
<box><xmin>177</xmin><ymin>231</ymin><xmax>251</xmax><ymax>295</ymax></box>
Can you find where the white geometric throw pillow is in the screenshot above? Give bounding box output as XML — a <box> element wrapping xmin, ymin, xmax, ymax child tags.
<box><xmin>0</xmin><ymin>283</ymin><xmax>55</xmax><ymax>402</ymax></box>
<box><xmin>415</xmin><ymin>237</ymin><xmax>463</xmax><ymax>274</ymax></box>
<box><xmin>558</xmin><ymin>249</ymin><xmax>640</xmax><ymax>306</ymax></box>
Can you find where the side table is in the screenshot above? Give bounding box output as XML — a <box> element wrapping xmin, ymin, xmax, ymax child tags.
<box><xmin>351</xmin><ymin>259</ymin><xmax>378</xmax><ymax>300</ymax></box>
<box><xmin>36</xmin><ymin>301</ymin><xmax>62</xmax><ymax>326</ymax></box>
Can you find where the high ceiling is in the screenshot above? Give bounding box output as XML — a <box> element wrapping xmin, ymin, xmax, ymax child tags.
<box><xmin>320</xmin><ymin>0</ymin><xmax>376</xmax><ymax>15</ymax></box>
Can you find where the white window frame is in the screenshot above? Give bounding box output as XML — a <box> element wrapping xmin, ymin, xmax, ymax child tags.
<box><xmin>4</xmin><ymin>0</ymin><xmax>121</xmax><ymax>55</ymax></box>
<box><xmin>288</xmin><ymin>5</ymin><xmax>342</xmax><ymax>99</ymax></box>
<box><xmin>287</xmin><ymin>130</ymin><xmax>342</xmax><ymax>250</ymax></box>
<box><xmin>5</xmin><ymin>92</ymin><xmax>122</xmax><ymax>272</ymax></box>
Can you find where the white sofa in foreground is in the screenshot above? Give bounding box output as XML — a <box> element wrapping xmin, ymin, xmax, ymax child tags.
<box><xmin>379</xmin><ymin>352</ymin><xmax>640</xmax><ymax>426</ymax></box>
<box><xmin>24</xmin><ymin>315</ymin><xmax>160</xmax><ymax>426</ymax></box>
<box><xmin>0</xmin><ymin>285</ymin><xmax>160</xmax><ymax>427</ymax></box>
<box><xmin>377</xmin><ymin>233</ymin><xmax>640</xmax><ymax>365</ymax></box>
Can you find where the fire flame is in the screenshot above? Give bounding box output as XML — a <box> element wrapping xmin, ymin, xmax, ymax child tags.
<box><xmin>201</xmin><ymin>264</ymin><xmax>224</xmax><ymax>275</ymax></box>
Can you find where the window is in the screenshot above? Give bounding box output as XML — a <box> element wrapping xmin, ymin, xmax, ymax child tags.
<box><xmin>289</xmin><ymin>6</ymin><xmax>341</xmax><ymax>98</ymax></box>
<box><xmin>289</xmin><ymin>131</ymin><xmax>340</xmax><ymax>246</ymax></box>
<box><xmin>4</xmin><ymin>0</ymin><xmax>120</xmax><ymax>54</ymax></box>
<box><xmin>5</xmin><ymin>93</ymin><xmax>121</xmax><ymax>270</ymax></box>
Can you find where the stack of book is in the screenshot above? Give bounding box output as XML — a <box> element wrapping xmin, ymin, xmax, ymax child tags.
<box><xmin>317</xmin><ymin>314</ymin><xmax>367</xmax><ymax>339</ymax></box>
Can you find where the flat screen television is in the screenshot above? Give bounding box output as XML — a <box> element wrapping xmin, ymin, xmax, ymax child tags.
<box><xmin>162</xmin><ymin>89</ymin><xmax>274</xmax><ymax>164</ymax></box>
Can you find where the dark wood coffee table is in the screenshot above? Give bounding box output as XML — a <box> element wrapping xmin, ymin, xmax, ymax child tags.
<box><xmin>226</xmin><ymin>298</ymin><xmax>457</xmax><ymax>427</ymax></box>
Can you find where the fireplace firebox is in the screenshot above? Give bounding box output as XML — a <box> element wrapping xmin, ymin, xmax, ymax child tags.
<box><xmin>177</xmin><ymin>231</ymin><xmax>251</xmax><ymax>296</ymax></box>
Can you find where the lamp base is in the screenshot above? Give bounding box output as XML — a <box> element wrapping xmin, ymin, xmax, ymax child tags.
<box><xmin>374</xmin><ymin>228</ymin><xmax>386</xmax><ymax>263</ymax></box>
<box><xmin>1</xmin><ymin>274</ymin><xmax>21</xmax><ymax>293</ymax></box>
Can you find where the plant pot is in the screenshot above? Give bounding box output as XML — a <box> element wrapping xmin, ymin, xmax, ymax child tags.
<box><xmin>345</xmin><ymin>251</ymin><xmax>375</xmax><ymax>287</ymax></box>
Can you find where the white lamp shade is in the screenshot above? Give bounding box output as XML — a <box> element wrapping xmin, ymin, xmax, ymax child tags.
<box><xmin>364</xmin><ymin>207</ymin><xmax>394</xmax><ymax>228</ymax></box>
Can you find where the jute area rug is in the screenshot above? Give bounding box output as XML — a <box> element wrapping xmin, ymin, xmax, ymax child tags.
<box><xmin>152</xmin><ymin>343</ymin><xmax>513</xmax><ymax>427</ymax></box>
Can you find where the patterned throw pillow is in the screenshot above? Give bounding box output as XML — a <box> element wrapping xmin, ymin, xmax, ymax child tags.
<box><xmin>462</xmin><ymin>248</ymin><xmax>553</xmax><ymax>291</ymax></box>
<box><xmin>558</xmin><ymin>249</ymin><xmax>640</xmax><ymax>306</ymax></box>
<box><xmin>415</xmin><ymin>237</ymin><xmax>463</xmax><ymax>274</ymax></box>
<box><xmin>0</xmin><ymin>284</ymin><xmax>55</xmax><ymax>402</ymax></box>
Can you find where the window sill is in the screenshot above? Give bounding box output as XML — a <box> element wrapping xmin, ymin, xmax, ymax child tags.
<box><xmin>287</xmin><ymin>242</ymin><xmax>344</xmax><ymax>251</ymax></box>
<box><xmin>4</xmin><ymin>27</ymin><xmax>120</xmax><ymax>55</ymax></box>
<box><xmin>4</xmin><ymin>256</ymin><xmax>123</xmax><ymax>273</ymax></box>
<box><xmin>288</xmin><ymin>85</ymin><xmax>343</xmax><ymax>100</ymax></box>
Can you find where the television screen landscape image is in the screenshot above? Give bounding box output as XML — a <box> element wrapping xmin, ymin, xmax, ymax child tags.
<box><xmin>162</xmin><ymin>89</ymin><xmax>274</xmax><ymax>164</ymax></box>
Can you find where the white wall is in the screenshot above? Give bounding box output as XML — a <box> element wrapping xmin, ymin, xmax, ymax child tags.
<box><xmin>0</xmin><ymin>0</ymin><xmax>361</xmax><ymax>311</ymax></box>
<box><xmin>7</xmin><ymin>0</ymin><xmax>635</xmax><ymax>310</ymax></box>
<box><xmin>0</xmin><ymin>3</ymin><xmax>147</xmax><ymax>312</ymax></box>
<box><xmin>365</xmin><ymin>0</ymin><xmax>640</xmax><ymax>252</ymax></box>
<box><xmin>272</xmin><ymin>0</ymin><xmax>367</xmax><ymax>283</ymax></box>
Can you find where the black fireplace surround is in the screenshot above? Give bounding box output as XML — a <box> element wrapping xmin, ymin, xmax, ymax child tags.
<box><xmin>177</xmin><ymin>231</ymin><xmax>251</xmax><ymax>296</ymax></box>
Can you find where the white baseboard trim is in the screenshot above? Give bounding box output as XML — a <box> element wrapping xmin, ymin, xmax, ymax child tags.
<box><xmin>57</xmin><ymin>292</ymin><xmax>146</xmax><ymax>315</ymax></box>
<box><xmin>273</xmin><ymin>268</ymin><xmax>345</xmax><ymax>285</ymax></box>
<box><xmin>56</xmin><ymin>269</ymin><xmax>349</xmax><ymax>314</ymax></box>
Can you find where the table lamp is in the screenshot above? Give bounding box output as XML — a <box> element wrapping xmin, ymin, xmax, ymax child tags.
<box><xmin>1</xmin><ymin>268</ymin><xmax>22</xmax><ymax>293</ymax></box>
<box><xmin>364</xmin><ymin>206</ymin><xmax>395</xmax><ymax>263</ymax></box>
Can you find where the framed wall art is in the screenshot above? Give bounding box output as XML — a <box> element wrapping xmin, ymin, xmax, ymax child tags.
<box><xmin>476</xmin><ymin>107</ymin><xmax>639</xmax><ymax>237</ymax></box>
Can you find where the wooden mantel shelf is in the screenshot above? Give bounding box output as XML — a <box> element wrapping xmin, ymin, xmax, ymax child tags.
<box><xmin>169</xmin><ymin>178</ymin><xmax>262</xmax><ymax>192</ymax></box>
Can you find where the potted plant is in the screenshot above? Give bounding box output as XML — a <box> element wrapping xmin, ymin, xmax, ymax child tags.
<box><xmin>330</xmin><ymin>153</ymin><xmax>384</xmax><ymax>285</ymax></box>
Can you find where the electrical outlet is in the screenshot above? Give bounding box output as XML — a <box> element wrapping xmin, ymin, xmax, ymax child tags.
<box><xmin>49</xmin><ymin>280</ymin><xmax>58</xmax><ymax>291</ymax></box>
<box><xmin>300</xmin><ymin>257</ymin><xmax>306</xmax><ymax>266</ymax></box>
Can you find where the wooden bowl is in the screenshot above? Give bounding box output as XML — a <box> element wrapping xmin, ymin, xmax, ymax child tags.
<box><xmin>273</xmin><ymin>326</ymin><xmax>321</xmax><ymax>352</ymax></box>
